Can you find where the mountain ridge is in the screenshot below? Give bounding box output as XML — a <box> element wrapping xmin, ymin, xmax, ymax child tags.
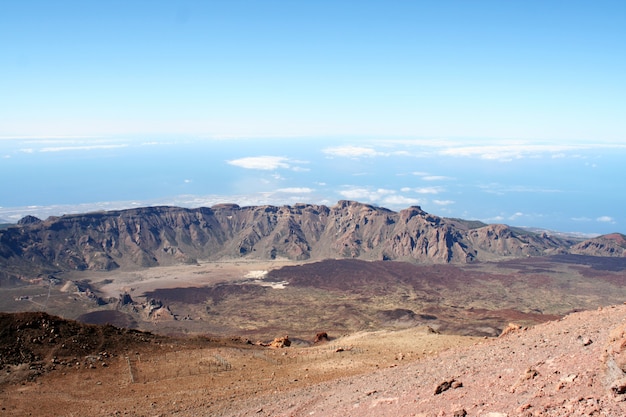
<box><xmin>0</xmin><ymin>201</ymin><xmax>620</xmax><ymax>277</ymax></box>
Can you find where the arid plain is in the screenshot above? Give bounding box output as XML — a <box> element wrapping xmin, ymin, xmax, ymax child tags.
<box><xmin>4</xmin><ymin>255</ymin><xmax>626</xmax><ymax>341</ymax></box>
<box><xmin>2</xmin><ymin>255</ymin><xmax>626</xmax><ymax>416</ymax></box>
<box><xmin>2</xmin><ymin>203</ymin><xmax>626</xmax><ymax>416</ymax></box>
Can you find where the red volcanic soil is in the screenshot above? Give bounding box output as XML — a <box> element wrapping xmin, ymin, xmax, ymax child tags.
<box><xmin>4</xmin><ymin>305</ymin><xmax>626</xmax><ymax>417</ymax></box>
<box><xmin>208</xmin><ymin>304</ymin><xmax>626</xmax><ymax>417</ymax></box>
<box><xmin>604</xmin><ymin>233</ymin><xmax>626</xmax><ymax>246</ymax></box>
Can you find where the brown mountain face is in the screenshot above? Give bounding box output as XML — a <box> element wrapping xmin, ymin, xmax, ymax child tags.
<box><xmin>570</xmin><ymin>233</ymin><xmax>626</xmax><ymax>257</ymax></box>
<box><xmin>0</xmin><ymin>200</ymin><xmax>607</xmax><ymax>276</ymax></box>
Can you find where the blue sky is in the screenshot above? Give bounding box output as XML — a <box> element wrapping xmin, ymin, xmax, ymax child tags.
<box><xmin>1</xmin><ymin>2</ymin><xmax>625</xmax><ymax>235</ymax></box>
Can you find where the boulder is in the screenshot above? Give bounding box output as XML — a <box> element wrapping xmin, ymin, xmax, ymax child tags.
<box><xmin>268</xmin><ymin>335</ymin><xmax>291</xmax><ymax>348</ymax></box>
<box><xmin>314</xmin><ymin>332</ymin><xmax>330</xmax><ymax>343</ymax></box>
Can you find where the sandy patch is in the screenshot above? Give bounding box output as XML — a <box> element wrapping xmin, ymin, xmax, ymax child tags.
<box><xmin>74</xmin><ymin>259</ymin><xmax>304</xmax><ymax>299</ymax></box>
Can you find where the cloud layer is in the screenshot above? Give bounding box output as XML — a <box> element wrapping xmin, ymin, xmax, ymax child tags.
<box><xmin>1</xmin><ymin>137</ymin><xmax>622</xmax><ymax>235</ymax></box>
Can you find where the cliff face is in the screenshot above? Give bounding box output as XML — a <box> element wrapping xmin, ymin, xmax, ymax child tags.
<box><xmin>0</xmin><ymin>201</ymin><xmax>585</xmax><ymax>273</ymax></box>
<box><xmin>570</xmin><ymin>233</ymin><xmax>626</xmax><ymax>257</ymax></box>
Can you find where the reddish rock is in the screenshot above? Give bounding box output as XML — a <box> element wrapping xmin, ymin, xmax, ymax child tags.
<box><xmin>314</xmin><ymin>332</ymin><xmax>330</xmax><ymax>343</ymax></box>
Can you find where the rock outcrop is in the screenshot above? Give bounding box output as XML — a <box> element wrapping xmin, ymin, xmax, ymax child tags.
<box><xmin>268</xmin><ymin>335</ymin><xmax>291</xmax><ymax>348</ymax></box>
<box><xmin>570</xmin><ymin>233</ymin><xmax>626</xmax><ymax>257</ymax></box>
<box><xmin>314</xmin><ymin>332</ymin><xmax>330</xmax><ymax>343</ymax></box>
<box><xmin>0</xmin><ymin>201</ymin><xmax>589</xmax><ymax>274</ymax></box>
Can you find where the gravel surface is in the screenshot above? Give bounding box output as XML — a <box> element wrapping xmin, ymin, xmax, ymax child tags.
<box><xmin>4</xmin><ymin>304</ymin><xmax>626</xmax><ymax>416</ymax></box>
<box><xmin>211</xmin><ymin>304</ymin><xmax>626</xmax><ymax>417</ymax></box>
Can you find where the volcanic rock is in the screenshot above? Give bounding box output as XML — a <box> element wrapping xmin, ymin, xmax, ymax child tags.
<box><xmin>499</xmin><ymin>323</ymin><xmax>523</xmax><ymax>337</ymax></box>
<box><xmin>0</xmin><ymin>202</ymin><xmax>580</xmax><ymax>275</ymax></box>
<box><xmin>314</xmin><ymin>332</ymin><xmax>330</xmax><ymax>343</ymax></box>
<box><xmin>571</xmin><ymin>233</ymin><xmax>626</xmax><ymax>257</ymax></box>
<box><xmin>17</xmin><ymin>215</ymin><xmax>42</xmax><ymax>226</ymax></box>
<box><xmin>269</xmin><ymin>335</ymin><xmax>291</xmax><ymax>348</ymax></box>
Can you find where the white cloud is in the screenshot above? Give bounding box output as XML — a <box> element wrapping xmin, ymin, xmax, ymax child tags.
<box><xmin>338</xmin><ymin>139</ymin><xmax>626</xmax><ymax>162</ymax></box>
<box><xmin>413</xmin><ymin>187</ymin><xmax>444</xmax><ymax>194</ymax></box>
<box><xmin>276</xmin><ymin>187</ymin><xmax>313</xmax><ymax>193</ymax></box>
<box><xmin>339</xmin><ymin>188</ymin><xmax>395</xmax><ymax>201</ymax></box>
<box><xmin>478</xmin><ymin>183</ymin><xmax>561</xmax><ymax>195</ymax></box>
<box><xmin>323</xmin><ymin>146</ymin><xmax>381</xmax><ymax>158</ymax></box>
<box><xmin>139</xmin><ymin>141</ymin><xmax>179</xmax><ymax>146</ymax></box>
<box><xmin>40</xmin><ymin>144</ymin><xmax>128</xmax><ymax>152</ymax></box>
<box><xmin>433</xmin><ymin>200</ymin><xmax>455</xmax><ymax>206</ymax></box>
<box><xmin>445</xmin><ymin>147</ymin><xmax>518</xmax><ymax>161</ymax></box>
<box><xmin>0</xmin><ymin>135</ymin><xmax>102</xmax><ymax>140</ymax></box>
<box><xmin>322</xmin><ymin>145</ymin><xmax>409</xmax><ymax>159</ymax></box>
<box><xmin>597</xmin><ymin>216</ymin><xmax>615</xmax><ymax>223</ymax></box>
<box><xmin>227</xmin><ymin>156</ymin><xmax>309</xmax><ymax>172</ymax></box>
<box><xmin>381</xmin><ymin>195</ymin><xmax>421</xmax><ymax>206</ymax></box>
<box><xmin>338</xmin><ymin>188</ymin><xmax>372</xmax><ymax>200</ymax></box>
<box><xmin>435</xmin><ymin>142</ymin><xmax>626</xmax><ymax>161</ymax></box>
<box><xmin>227</xmin><ymin>156</ymin><xmax>291</xmax><ymax>170</ymax></box>
<box><xmin>411</xmin><ymin>172</ymin><xmax>454</xmax><ymax>181</ymax></box>
<box><xmin>184</xmin><ymin>179</ymin><xmax>192</xmax><ymax>183</ymax></box>
<box><xmin>509</xmin><ymin>212</ymin><xmax>524</xmax><ymax>220</ymax></box>
<box><xmin>422</xmin><ymin>175</ymin><xmax>453</xmax><ymax>181</ymax></box>
<box><xmin>337</xmin><ymin>187</ymin><xmax>420</xmax><ymax>208</ymax></box>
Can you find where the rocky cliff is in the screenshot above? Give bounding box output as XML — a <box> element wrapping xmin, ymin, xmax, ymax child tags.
<box><xmin>0</xmin><ymin>201</ymin><xmax>611</xmax><ymax>275</ymax></box>
<box><xmin>570</xmin><ymin>233</ymin><xmax>626</xmax><ymax>257</ymax></box>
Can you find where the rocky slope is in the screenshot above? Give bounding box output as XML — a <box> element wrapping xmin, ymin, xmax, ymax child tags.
<box><xmin>570</xmin><ymin>233</ymin><xmax>626</xmax><ymax>257</ymax></box>
<box><xmin>4</xmin><ymin>305</ymin><xmax>626</xmax><ymax>416</ymax></box>
<box><xmin>0</xmin><ymin>201</ymin><xmax>616</xmax><ymax>276</ymax></box>
<box><xmin>224</xmin><ymin>303</ymin><xmax>626</xmax><ymax>417</ymax></box>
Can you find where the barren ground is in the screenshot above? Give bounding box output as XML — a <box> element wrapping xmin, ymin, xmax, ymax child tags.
<box><xmin>2</xmin><ymin>305</ymin><xmax>626</xmax><ymax>416</ymax></box>
<box><xmin>2</xmin><ymin>255</ymin><xmax>626</xmax><ymax>416</ymax></box>
<box><xmin>220</xmin><ymin>303</ymin><xmax>626</xmax><ymax>417</ymax></box>
<box><xmin>0</xmin><ymin>318</ymin><xmax>480</xmax><ymax>416</ymax></box>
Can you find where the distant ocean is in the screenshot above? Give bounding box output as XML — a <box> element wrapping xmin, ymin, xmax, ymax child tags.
<box><xmin>1</xmin><ymin>137</ymin><xmax>624</xmax><ymax>235</ymax></box>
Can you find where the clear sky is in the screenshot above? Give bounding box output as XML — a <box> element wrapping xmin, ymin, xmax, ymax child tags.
<box><xmin>1</xmin><ymin>1</ymin><xmax>625</xmax><ymax>235</ymax></box>
<box><xmin>2</xmin><ymin>1</ymin><xmax>625</xmax><ymax>139</ymax></box>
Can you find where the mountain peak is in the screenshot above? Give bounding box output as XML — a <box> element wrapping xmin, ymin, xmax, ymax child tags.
<box><xmin>601</xmin><ymin>233</ymin><xmax>626</xmax><ymax>247</ymax></box>
<box><xmin>0</xmin><ymin>201</ymin><xmax>583</xmax><ymax>275</ymax></box>
<box><xmin>17</xmin><ymin>215</ymin><xmax>42</xmax><ymax>226</ymax></box>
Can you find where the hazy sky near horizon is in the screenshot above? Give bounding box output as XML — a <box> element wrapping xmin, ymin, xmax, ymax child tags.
<box><xmin>1</xmin><ymin>2</ymin><xmax>625</xmax><ymax>235</ymax></box>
